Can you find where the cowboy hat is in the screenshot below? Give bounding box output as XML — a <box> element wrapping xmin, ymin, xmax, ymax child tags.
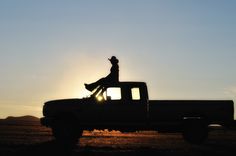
<box><xmin>108</xmin><ymin>56</ymin><xmax>119</xmax><ymax>63</ymax></box>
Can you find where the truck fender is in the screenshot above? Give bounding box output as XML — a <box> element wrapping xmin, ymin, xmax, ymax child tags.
<box><xmin>52</xmin><ymin>112</ymin><xmax>79</xmax><ymax>125</ymax></box>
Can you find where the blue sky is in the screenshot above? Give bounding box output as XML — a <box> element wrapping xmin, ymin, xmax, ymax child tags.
<box><xmin>0</xmin><ymin>0</ymin><xmax>236</xmax><ymax>118</ymax></box>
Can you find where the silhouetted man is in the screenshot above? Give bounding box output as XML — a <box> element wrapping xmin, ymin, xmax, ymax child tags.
<box><xmin>85</xmin><ymin>56</ymin><xmax>119</xmax><ymax>92</ymax></box>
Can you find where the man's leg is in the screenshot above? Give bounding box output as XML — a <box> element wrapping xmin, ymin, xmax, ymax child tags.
<box><xmin>85</xmin><ymin>78</ymin><xmax>106</xmax><ymax>92</ymax></box>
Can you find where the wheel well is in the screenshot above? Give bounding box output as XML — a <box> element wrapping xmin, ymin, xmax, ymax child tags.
<box><xmin>182</xmin><ymin>113</ymin><xmax>209</xmax><ymax>124</ymax></box>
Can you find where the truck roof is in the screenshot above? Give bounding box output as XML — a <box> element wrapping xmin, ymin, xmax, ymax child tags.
<box><xmin>106</xmin><ymin>81</ymin><xmax>147</xmax><ymax>87</ymax></box>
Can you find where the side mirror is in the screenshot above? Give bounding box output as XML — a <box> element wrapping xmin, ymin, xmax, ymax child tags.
<box><xmin>107</xmin><ymin>96</ymin><xmax>111</xmax><ymax>101</ymax></box>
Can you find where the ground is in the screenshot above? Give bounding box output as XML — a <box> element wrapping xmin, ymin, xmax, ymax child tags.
<box><xmin>1</xmin><ymin>124</ymin><xmax>236</xmax><ymax>156</ymax></box>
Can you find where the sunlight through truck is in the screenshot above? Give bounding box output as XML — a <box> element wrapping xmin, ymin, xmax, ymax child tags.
<box><xmin>40</xmin><ymin>82</ymin><xmax>235</xmax><ymax>145</ymax></box>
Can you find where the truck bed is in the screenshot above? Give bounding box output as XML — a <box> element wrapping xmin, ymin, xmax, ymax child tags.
<box><xmin>149</xmin><ymin>100</ymin><xmax>234</xmax><ymax>126</ymax></box>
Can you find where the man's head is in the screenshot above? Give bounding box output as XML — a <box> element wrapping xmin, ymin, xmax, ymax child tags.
<box><xmin>108</xmin><ymin>56</ymin><xmax>119</xmax><ymax>64</ymax></box>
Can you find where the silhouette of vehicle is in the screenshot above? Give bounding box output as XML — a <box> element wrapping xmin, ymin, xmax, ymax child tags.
<box><xmin>41</xmin><ymin>82</ymin><xmax>235</xmax><ymax>145</ymax></box>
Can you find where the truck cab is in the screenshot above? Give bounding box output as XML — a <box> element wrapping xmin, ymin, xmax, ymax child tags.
<box><xmin>80</xmin><ymin>82</ymin><xmax>149</xmax><ymax>131</ymax></box>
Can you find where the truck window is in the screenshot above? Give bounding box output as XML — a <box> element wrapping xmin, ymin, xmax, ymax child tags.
<box><xmin>131</xmin><ymin>88</ymin><xmax>140</xmax><ymax>100</ymax></box>
<box><xmin>106</xmin><ymin>87</ymin><xmax>121</xmax><ymax>100</ymax></box>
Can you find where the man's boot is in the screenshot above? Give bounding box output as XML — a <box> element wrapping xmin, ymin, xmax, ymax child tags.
<box><xmin>84</xmin><ymin>83</ymin><xmax>95</xmax><ymax>92</ymax></box>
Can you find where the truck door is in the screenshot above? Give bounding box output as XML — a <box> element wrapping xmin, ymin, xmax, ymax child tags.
<box><xmin>122</xmin><ymin>87</ymin><xmax>147</xmax><ymax>124</ymax></box>
<box><xmin>103</xmin><ymin>86</ymin><xmax>147</xmax><ymax>126</ymax></box>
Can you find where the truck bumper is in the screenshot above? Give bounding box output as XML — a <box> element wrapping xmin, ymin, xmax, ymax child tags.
<box><xmin>40</xmin><ymin>117</ymin><xmax>53</xmax><ymax>127</ymax></box>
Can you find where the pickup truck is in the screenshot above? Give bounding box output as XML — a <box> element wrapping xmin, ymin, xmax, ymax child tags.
<box><xmin>41</xmin><ymin>82</ymin><xmax>235</xmax><ymax>145</ymax></box>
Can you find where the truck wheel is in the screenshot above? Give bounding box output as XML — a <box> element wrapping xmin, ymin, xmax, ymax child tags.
<box><xmin>52</xmin><ymin>118</ymin><xmax>83</xmax><ymax>147</ymax></box>
<box><xmin>182</xmin><ymin>120</ymin><xmax>208</xmax><ymax>144</ymax></box>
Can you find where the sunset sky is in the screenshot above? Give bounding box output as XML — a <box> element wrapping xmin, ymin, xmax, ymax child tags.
<box><xmin>0</xmin><ymin>0</ymin><xmax>236</xmax><ymax>118</ymax></box>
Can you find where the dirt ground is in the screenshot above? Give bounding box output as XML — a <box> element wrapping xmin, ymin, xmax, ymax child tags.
<box><xmin>1</xmin><ymin>124</ymin><xmax>236</xmax><ymax>156</ymax></box>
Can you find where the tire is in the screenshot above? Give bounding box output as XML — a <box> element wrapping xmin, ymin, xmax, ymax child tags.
<box><xmin>182</xmin><ymin>120</ymin><xmax>208</xmax><ymax>144</ymax></box>
<box><xmin>52</xmin><ymin>117</ymin><xmax>83</xmax><ymax>147</ymax></box>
